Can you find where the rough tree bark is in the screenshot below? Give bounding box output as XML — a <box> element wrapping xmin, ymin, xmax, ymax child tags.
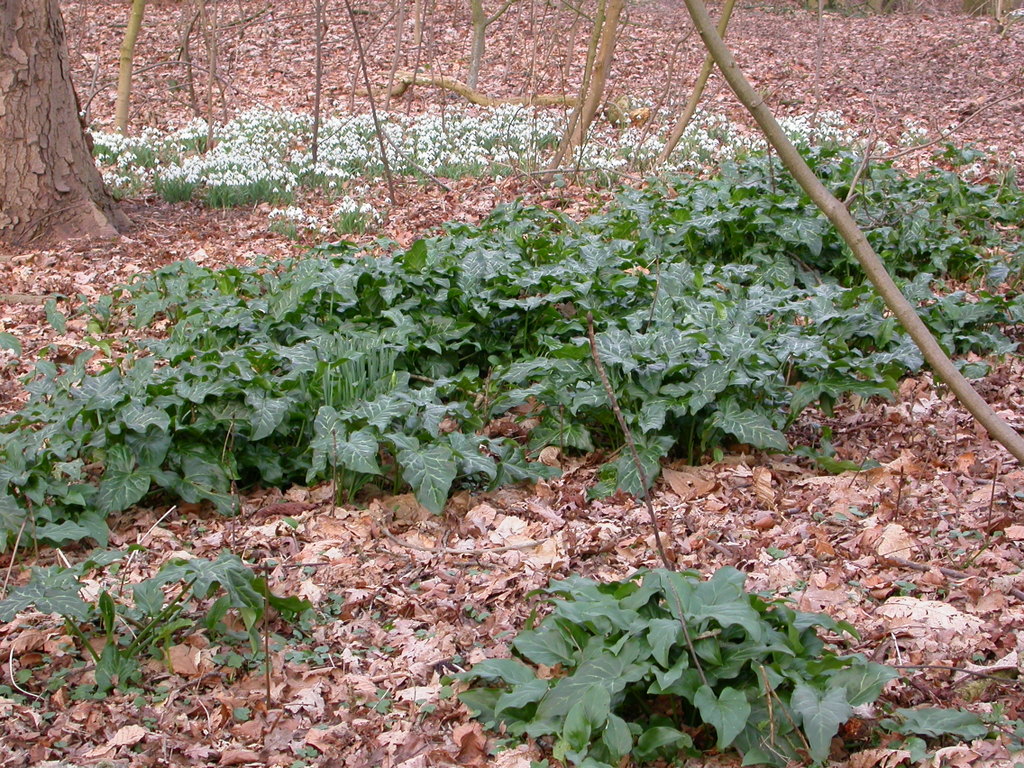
<box><xmin>678</xmin><ymin>0</ymin><xmax>1024</xmax><ymax>464</ymax></box>
<box><xmin>0</xmin><ymin>0</ymin><xmax>128</xmax><ymax>245</ymax></box>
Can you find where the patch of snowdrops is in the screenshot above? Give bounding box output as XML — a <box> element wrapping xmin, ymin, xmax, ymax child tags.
<box><xmin>92</xmin><ymin>105</ymin><xmax>865</xmax><ymax>226</ymax></box>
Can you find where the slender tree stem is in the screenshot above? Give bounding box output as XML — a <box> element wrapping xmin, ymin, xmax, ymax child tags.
<box><xmin>587</xmin><ymin>313</ymin><xmax>673</xmax><ymax>570</ymax></box>
<box><xmin>342</xmin><ymin>0</ymin><xmax>399</xmax><ymax>203</ymax></box>
<box><xmin>677</xmin><ymin>0</ymin><xmax>1024</xmax><ymax>465</ymax></box>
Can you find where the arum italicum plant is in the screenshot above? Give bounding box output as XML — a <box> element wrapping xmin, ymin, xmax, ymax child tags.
<box><xmin>457</xmin><ymin>567</ymin><xmax>897</xmax><ymax>767</ymax></box>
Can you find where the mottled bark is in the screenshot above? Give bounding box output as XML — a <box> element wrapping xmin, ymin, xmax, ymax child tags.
<box><xmin>0</xmin><ymin>0</ymin><xmax>128</xmax><ymax>245</ymax></box>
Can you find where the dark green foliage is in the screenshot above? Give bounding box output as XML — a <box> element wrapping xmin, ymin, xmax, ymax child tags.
<box><xmin>880</xmin><ymin>707</ymin><xmax>1024</xmax><ymax>763</ymax></box>
<box><xmin>0</xmin><ymin>150</ymin><xmax>1021</xmax><ymax>549</ymax></box>
<box><xmin>0</xmin><ymin>550</ymin><xmax>309</xmax><ymax>693</ymax></box>
<box><xmin>457</xmin><ymin>567</ymin><xmax>897</xmax><ymax>766</ymax></box>
<box><xmin>629</xmin><ymin>144</ymin><xmax>1023</xmax><ymax>285</ymax></box>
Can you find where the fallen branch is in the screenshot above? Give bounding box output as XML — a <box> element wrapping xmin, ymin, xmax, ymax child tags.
<box><xmin>587</xmin><ymin>312</ymin><xmax>673</xmax><ymax>570</ymax></box>
<box><xmin>0</xmin><ymin>293</ymin><xmax>59</xmax><ymax>305</ymax></box>
<box><xmin>381</xmin><ymin>521</ymin><xmax>550</xmax><ymax>556</ymax></box>
<box><xmin>889</xmin><ymin>555</ymin><xmax>1024</xmax><ymax>602</ymax></box>
<box><xmin>370</xmin><ymin>70</ymin><xmax>579</xmax><ymax>108</ymax></box>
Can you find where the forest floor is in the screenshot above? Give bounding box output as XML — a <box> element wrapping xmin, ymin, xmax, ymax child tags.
<box><xmin>1</xmin><ymin>0</ymin><xmax>1024</xmax><ymax>766</ymax></box>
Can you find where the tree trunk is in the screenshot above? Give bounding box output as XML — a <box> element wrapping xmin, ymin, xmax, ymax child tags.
<box><xmin>114</xmin><ymin>0</ymin><xmax>147</xmax><ymax>134</ymax></box>
<box><xmin>568</xmin><ymin>0</ymin><xmax>623</xmax><ymax>148</ymax></box>
<box><xmin>468</xmin><ymin>0</ymin><xmax>488</xmax><ymax>90</ymax></box>
<box><xmin>0</xmin><ymin>0</ymin><xmax>128</xmax><ymax>245</ymax></box>
<box><xmin>962</xmin><ymin>0</ymin><xmax>993</xmax><ymax>15</ymax></box>
<box><xmin>547</xmin><ymin>0</ymin><xmax>623</xmax><ymax>170</ymax></box>
<box><xmin>657</xmin><ymin>0</ymin><xmax>735</xmax><ymax>164</ymax></box>
<box><xmin>467</xmin><ymin>0</ymin><xmax>519</xmax><ymax>91</ymax></box>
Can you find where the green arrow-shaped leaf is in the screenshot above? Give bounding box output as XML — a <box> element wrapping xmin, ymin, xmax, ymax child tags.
<box><xmin>119</xmin><ymin>402</ymin><xmax>171</xmax><ymax>433</ymax></box>
<box><xmin>791</xmin><ymin>682</ymin><xmax>851</xmax><ymax>762</ymax></box>
<box><xmin>0</xmin><ymin>567</ymin><xmax>91</xmax><ymax>622</ymax></box>
<box><xmin>336</xmin><ymin>429</ymin><xmax>381</xmax><ymax>474</ymax></box>
<box><xmin>246</xmin><ymin>392</ymin><xmax>291</xmax><ymax>441</ymax></box>
<box><xmin>562</xmin><ymin>683</ymin><xmax>610</xmax><ymax>752</ymax></box>
<box><xmin>829</xmin><ymin>661</ymin><xmax>898</xmax><ymax>706</ymax></box>
<box><xmin>713</xmin><ymin>402</ymin><xmax>788</xmax><ymax>451</ymax></box>
<box><xmin>97</xmin><ymin>445</ymin><xmax>151</xmax><ymax>514</ymax></box>
<box><xmin>398</xmin><ymin>444</ymin><xmax>457</xmax><ymax>514</ymax></box>
<box><xmin>694</xmin><ymin>684</ymin><xmax>750</xmax><ymax>750</ymax></box>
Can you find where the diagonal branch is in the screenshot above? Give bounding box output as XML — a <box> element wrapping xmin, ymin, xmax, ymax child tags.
<box><xmin>676</xmin><ymin>0</ymin><xmax>1024</xmax><ymax>465</ymax></box>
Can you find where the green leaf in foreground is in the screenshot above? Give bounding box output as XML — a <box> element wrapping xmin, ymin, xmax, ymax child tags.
<box><xmin>711</xmin><ymin>401</ymin><xmax>788</xmax><ymax>451</ymax></box>
<box><xmin>97</xmin><ymin>445</ymin><xmax>152</xmax><ymax>514</ymax></box>
<box><xmin>398</xmin><ymin>444</ymin><xmax>457</xmax><ymax>514</ymax></box>
<box><xmin>884</xmin><ymin>708</ymin><xmax>991</xmax><ymax>741</ymax></box>
<box><xmin>791</xmin><ymin>682</ymin><xmax>851</xmax><ymax>763</ymax></box>
<box><xmin>44</xmin><ymin>298</ymin><xmax>67</xmax><ymax>334</ymax></box>
<box><xmin>0</xmin><ymin>567</ymin><xmax>92</xmax><ymax>622</ymax></box>
<box><xmin>694</xmin><ymin>684</ymin><xmax>750</xmax><ymax>750</ymax></box>
<box><xmin>0</xmin><ymin>332</ymin><xmax>22</xmax><ymax>356</ymax></box>
<box><xmin>460</xmin><ymin>568</ymin><xmax>890</xmax><ymax>767</ymax></box>
<box><xmin>3</xmin><ymin>146</ymin><xmax>1022</xmax><ymax>551</ymax></box>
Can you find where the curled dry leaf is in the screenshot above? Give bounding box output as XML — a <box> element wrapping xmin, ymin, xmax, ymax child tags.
<box><xmin>931</xmin><ymin>744</ymin><xmax>981</xmax><ymax>768</ymax></box>
<box><xmin>168</xmin><ymin>643</ymin><xmax>205</xmax><ymax>676</ymax></box>
<box><xmin>218</xmin><ymin>748</ymin><xmax>263</xmax><ymax>766</ymax></box>
<box><xmin>1003</xmin><ymin>524</ymin><xmax>1024</xmax><ymax>541</ymax></box>
<box><xmin>108</xmin><ymin>724</ymin><xmax>149</xmax><ymax>748</ymax></box>
<box><xmin>538</xmin><ymin>445</ymin><xmax>561</xmax><ymax>469</ymax></box>
<box><xmin>661</xmin><ymin>467</ymin><xmax>716</xmax><ymax>501</ymax></box>
<box><xmin>452</xmin><ymin>721</ymin><xmax>488</xmax><ymax>767</ymax></box>
<box><xmin>847</xmin><ymin>747</ymin><xmax>912</xmax><ymax>768</ymax></box>
<box><xmin>752</xmin><ymin>466</ymin><xmax>776</xmax><ymax>507</ymax></box>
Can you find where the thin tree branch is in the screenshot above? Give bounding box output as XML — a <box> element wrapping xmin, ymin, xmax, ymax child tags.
<box><xmin>676</xmin><ymin>0</ymin><xmax>1024</xmax><ymax>465</ymax></box>
<box><xmin>342</xmin><ymin>0</ymin><xmax>399</xmax><ymax>203</ymax></box>
<box><xmin>586</xmin><ymin>312</ymin><xmax>673</xmax><ymax>570</ymax></box>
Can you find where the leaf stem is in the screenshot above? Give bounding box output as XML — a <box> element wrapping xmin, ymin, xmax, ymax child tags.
<box><xmin>586</xmin><ymin>312</ymin><xmax>672</xmax><ymax>570</ymax></box>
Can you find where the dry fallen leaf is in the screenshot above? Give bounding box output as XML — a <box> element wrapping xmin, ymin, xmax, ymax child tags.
<box><xmin>752</xmin><ymin>466</ymin><xmax>776</xmax><ymax>507</ymax></box>
<box><xmin>453</xmin><ymin>722</ymin><xmax>488</xmax><ymax>767</ymax></box>
<box><xmin>284</xmin><ymin>682</ymin><xmax>326</xmax><ymax>717</ymax></box>
<box><xmin>847</xmin><ymin>747</ymin><xmax>912</xmax><ymax>768</ymax></box>
<box><xmin>931</xmin><ymin>744</ymin><xmax>980</xmax><ymax>768</ymax></box>
<box><xmin>1003</xmin><ymin>525</ymin><xmax>1024</xmax><ymax>541</ymax></box>
<box><xmin>538</xmin><ymin>445</ymin><xmax>561</xmax><ymax>468</ymax></box>
<box><xmin>662</xmin><ymin>467</ymin><xmax>715</xmax><ymax>501</ymax></box>
<box><xmin>876</xmin><ymin>523</ymin><xmax>918</xmax><ymax>561</ymax></box>
<box><xmin>168</xmin><ymin>644</ymin><xmax>202</xmax><ymax>676</ymax></box>
<box><xmin>877</xmin><ymin>597</ymin><xmax>985</xmax><ymax>658</ymax></box>
<box><xmin>108</xmin><ymin>724</ymin><xmax>148</xmax><ymax>748</ymax></box>
<box><xmin>219</xmin><ymin>748</ymin><xmax>262</xmax><ymax>766</ymax></box>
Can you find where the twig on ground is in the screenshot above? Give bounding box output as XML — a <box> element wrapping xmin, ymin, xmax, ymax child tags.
<box><xmin>0</xmin><ymin>293</ymin><xmax>61</xmax><ymax>305</ymax></box>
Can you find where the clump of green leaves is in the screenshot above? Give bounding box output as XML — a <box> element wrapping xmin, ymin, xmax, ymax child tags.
<box><xmin>458</xmin><ymin>567</ymin><xmax>896</xmax><ymax>767</ymax></box>
<box><xmin>0</xmin><ymin>549</ymin><xmax>308</xmax><ymax>694</ymax></box>
<box><xmin>1</xmin><ymin>150</ymin><xmax>1021</xmax><ymax>550</ymax></box>
<box><xmin>613</xmin><ymin>144</ymin><xmax>1023</xmax><ymax>285</ymax></box>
